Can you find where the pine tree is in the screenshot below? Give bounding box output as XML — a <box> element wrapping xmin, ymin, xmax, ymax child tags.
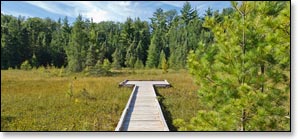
<box><xmin>184</xmin><ymin>1</ymin><xmax>290</xmax><ymax>131</ymax></box>
<box><xmin>86</xmin><ymin>24</ymin><xmax>97</xmax><ymax>67</ymax></box>
<box><xmin>159</xmin><ymin>50</ymin><xmax>166</xmax><ymax>69</ymax></box>
<box><xmin>125</xmin><ymin>39</ymin><xmax>137</xmax><ymax>68</ymax></box>
<box><xmin>146</xmin><ymin>35</ymin><xmax>160</xmax><ymax>68</ymax></box>
<box><xmin>134</xmin><ymin>58</ymin><xmax>144</xmax><ymax>69</ymax></box>
<box><xmin>180</xmin><ymin>1</ymin><xmax>198</xmax><ymax>25</ymax></box>
<box><xmin>136</xmin><ymin>40</ymin><xmax>146</xmax><ymax>66</ymax></box>
<box><xmin>168</xmin><ymin>17</ymin><xmax>179</xmax><ymax>69</ymax></box>
<box><xmin>65</xmin><ymin>15</ymin><xmax>88</xmax><ymax>72</ymax></box>
<box><xmin>159</xmin><ymin>50</ymin><xmax>168</xmax><ymax>73</ymax></box>
<box><xmin>85</xmin><ymin>45</ymin><xmax>96</xmax><ymax>67</ymax></box>
<box><xmin>112</xmin><ymin>47</ymin><xmax>122</xmax><ymax>69</ymax></box>
<box><xmin>98</xmin><ymin>41</ymin><xmax>107</xmax><ymax>63</ymax></box>
<box><xmin>147</xmin><ymin>8</ymin><xmax>168</xmax><ymax>69</ymax></box>
<box><xmin>30</xmin><ymin>53</ymin><xmax>38</xmax><ymax>68</ymax></box>
<box><xmin>167</xmin><ymin>2</ymin><xmax>201</xmax><ymax>69</ymax></box>
<box><xmin>50</xmin><ymin>19</ymin><xmax>67</xmax><ymax>68</ymax></box>
<box><xmin>139</xmin><ymin>21</ymin><xmax>151</xmax><ymax>64</ymax></box>
<box><xmin>2</xmin><ymin>15</ymin><xmax>26</xmax><ymax>69</ymax></box>
<box><xmin>102</xmin><ymin>58</ymin><xmax>111</xmax><ymax>71</ymax></box>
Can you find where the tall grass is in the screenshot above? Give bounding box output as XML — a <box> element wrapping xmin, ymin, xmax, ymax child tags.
<box><xmin>1</xmin><ymin>69</ymin><xmax>131</xmax><ymax>131</ymax></box>
<box><xmin>1</xmin><ymin>68</ymin><xmax>200</xmax><ymax>131</ymax></box>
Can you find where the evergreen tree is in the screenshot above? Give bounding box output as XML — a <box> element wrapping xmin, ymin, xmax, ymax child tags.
<box><xmin>50</xmin><ymin>19</ymin><xmax>67</xmax><ymax>68</ymax></box>
<box><xmin>30</xmin><ymin>53</ymin><xmax>38</xmax><ymax>68</ymax></box>
<box><xmin>159</xmin><ymin>50</ymin><xmax>166</xmax><ymax>69</ymax></box>
<box><xmin>86</xmin><ymin>23</ymin><xmax>98</xmax><ymax>67</ymax></box>
<box><xmin>146</xmin><ymin>35</ymin><xmax>160</xmax><ymax>68</ymax></box>
<box><xmin>168</xmin><ymin>17</ymin><xmax>180</xmax><ymax>69</ymax></box>
<box><xmin>183</xmin><ymin>1</ymin><xmax>290</xmax><ymax>131</ymax></box>
<box><xmin>136</xmin><ymin>40</ymin><xmax>146</xmax><ymax>66</ymax></box>
<box><xmin>180</xmin><ymin>1</ymin><xmax>198</xmax><ymax>25</ymax></box>
<box><xmin>159</xmin><ymin>50</ymin><xmax>168</xmax><ymax>73</ymax></box>
<box><xmin>139</xmin><ymin>21</ymin><xmax>151</xmax><ymax>64</ymax></box>
<box><xmin>85</xmin><ymin>45</ymin><xmax>96</xmax><ymax>67</ymax></box>
<box><xmin>112</xmin><ymin>47</ymin><xmax>123</xmax><ymax>69</ymax></box>
<box><xmin>134</xmin><ymin>58</ymin><xmax>144</xmax><ymax>69</ymax></box>
<box><xmin>1</xmin><ymin>15</ymin><xmax>26</xmax><ymax>68</ymax></box>
<box><xmin>125</xmin><ymin>39</ymin><xmax>137</xmax><ymax>68</ymax></box>
<box><xmin>148</xmin><ymin>8</ymin><xmax>168</xmax><ymax>68</ymax></box>
<box><xmin>65</xmin><ymin>15</ymin><xmax>88</xmax><ymax>72</ymax></box>
<box><xmin>102</xmin><ymin>58</ymin><xmax>111</xmax><ymax>71</ymax></box>
<box><xmin>168</xmin><ymin>2</ymin><xmax>201</xmax><ymax>69</ymax></box>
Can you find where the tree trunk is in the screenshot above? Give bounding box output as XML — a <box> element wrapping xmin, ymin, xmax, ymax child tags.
<box><xmin>240</xmin><ymin>108</ymin><xmax>246</xmax><ymax>131</ymax></box>
<box><xmin>261</xmin><ymin>64</ymin><xmax>265</xmax><ymax>93</ymax></box>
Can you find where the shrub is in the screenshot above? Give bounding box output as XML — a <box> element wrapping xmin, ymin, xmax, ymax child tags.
<box><xmin>20</xmin><ymin>60</ymin><xmax>32</xmax><ymax>70</ymax></box>
<box><xmin>134</xmin><ymin>59</ymin><xmax>144</xmax><ymax>69</ymax></box>
<box><xmin>102</xmin><ymin>59</ymin><xmax>111</xmax><ymax>71</ymax></box>
<box><xmin>162</xmin><ymin>59</ymin><xmax>168</xmax><ymax>73</ymax></box>
<box><xmin>59</xmin><ymin>66</ymin><xmax>65</xmax><ymax>77</ymax></box>
<box><xmin>84</xmin><ymin>60</ymin><xmax>111</xmax><ymax>76</ymax></box>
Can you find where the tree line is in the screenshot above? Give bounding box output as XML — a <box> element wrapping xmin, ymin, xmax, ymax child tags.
<box><xmin>1</xmin><ymin>2</ymin><xmax>232</xmax><ymax>72</ymax></box>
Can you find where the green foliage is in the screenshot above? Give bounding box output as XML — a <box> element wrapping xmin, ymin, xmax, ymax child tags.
<box><xmin>159</xmin><ymin>50</ymin><xmax>168</xmax><ymax>73</ymax></box>
<box><xmin>58</xmin><ymin>66</ymin><xmax>65</xmax><ymax>77</ymax></box>
<box><xmin>102</xmin><ymin>58</ymin><xmax>111</xmax><ymax>71</ymax></box>
<box><xmin>167</xmin><ymin>3</ymin><xmax>205</xmax><ymax>69</ymax></box>
<box><xmin>162</xmin><ymin>60</ymin><xmax>168</xmax><ymax>74</ymax></box>
<box><xmin>30</xmin><ymin>54</ymin><xmax>38</xmax><ymax>68</ymax></box>
<box><xmin>1</xmin><ymin>1</ymin><xmax>217</xmax><ymax>71</ymax></box>
<box><xmin>112</xmin><ymin>48</ymin><xmax>122</xmax><ymax>70</ymax></box>
<box><xmin>180</xmin><ymin>1</ymin><xmax>197</xmax><ymax>25</ymax></box>
<box><xmin>119</xmin><ymin>17</ymin><xmax>151</xmax><ymax>68</ymax></box>
<box><xmin>65</xmin><ymin>15</ymin><xmax>88</xmax><ymax>72</ymax></box>
<box><xmin>20</xmin><ymin>60</ymin><xmax>32</xmax><ymax>70</ymax></box>
<box><xmin>66</xmin><ymin>81</ymin><xmax>74</xmax><ymax>99</ymax></box>
<box><xmin>85</xmin><ymin>60</ymin><xmax>111</xmax><ymax>76</ymax></box>
<box><xmin>125</xmin><ymin>40</ymin><xmax>137</xmax><ymax>68</ymax></box>
<box><xmin>146</xmin><ymin>35</ymin><xmax>160</xmax><ymax>68</ymax></box>
<box><xmin>1</xmin><ymin>1</ymin><xmax>290</xmax><ymax>131</ymax></box>
<box><xmin>1</xmin><ymin>15</ymin><xmax>31</xmax><ymax>69</ymax></box>
<box><xmin>186</xmin><ymin>1</ymin><xmax>290</xmax><ymax>131</ymax></box>
<box><xmin>86</xmin><ymin>45</ymin><xmax>96</xmax><ymax>67</ymax></box>
<box><xmin>134</xmin><ymin>58</ymin><xmax>144</xmax><ymax>69</ymax></box>
<box><xmin>158</xmin><ymin>50</ymin><xmax>166</xmax><ymax>69</ymax></box>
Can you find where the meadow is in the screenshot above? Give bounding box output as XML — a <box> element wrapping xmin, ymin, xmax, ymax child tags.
<box><xmin>1</xmin><ymin>68</ymin><xmax>200</xmax><ymax>131</ymax></box>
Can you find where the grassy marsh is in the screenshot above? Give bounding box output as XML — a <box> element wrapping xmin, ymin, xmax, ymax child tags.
<box><xmin>1</xmin><ymin>69</ymin><xmax>200</xmax><ymax>131</ymax></box>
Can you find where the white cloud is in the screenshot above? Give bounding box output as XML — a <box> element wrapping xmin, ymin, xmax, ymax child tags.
<box><xmin>118</xmin><ymin>1</ymin><xmax>132</xmax><ymax>7</ymax></box>
<box><xmin>59</xmin><ymin>1</ymin><xmax>112</xmax><ymax>22</ymax></box>
<box><xmin>24</xmin><ymin>1</ymin><xmax>137</xmax><ymax>22</ymax></box>
<box><xmin>84</xmin><ymin>9</ymin><xmax>109</xmax><ymax>22</ymax></box>
<box><xmin>11</xmin><ymin>1</ymin><xmax>230</xmax><ymax>23</ymax></box>
<box><xmin>2</xmin><ymin>10</ymin><xmax>34</xmax><ymax>18</ymax></box>
<box><xmin>160</xmin><ymin>1</ymin><xmax>185</xmax><ymax>8</ymax></box>
<box><xmin>25</xmin><ymin>1</ymin><xmax>74</xmax><ymax>17</ymax></box>
<box><xmin>106</xmin><ymin>2</ymin><xmax>134</xmax><ymax>18</ymax></box>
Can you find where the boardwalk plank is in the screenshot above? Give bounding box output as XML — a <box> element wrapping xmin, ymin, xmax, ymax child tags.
<box><xmin>115</xmin><ymin>80</ymin><xmax>170</xmax><ymax>131</ymax></box>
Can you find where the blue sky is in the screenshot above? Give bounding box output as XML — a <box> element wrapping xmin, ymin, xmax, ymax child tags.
<box><xmin>1</xmin><ymin>1</ymin><xmax>231</xmax><ymax>24</ymax></box>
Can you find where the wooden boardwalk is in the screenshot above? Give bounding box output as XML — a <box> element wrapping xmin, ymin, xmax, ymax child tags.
<box><xmin>115</xmin><ymin>80</ymin><xmax>171</xmax><ymax>131</ymax></box>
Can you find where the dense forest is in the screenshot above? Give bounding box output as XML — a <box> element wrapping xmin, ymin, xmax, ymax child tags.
<box><xmin>1</xmin><ymin>2</ymin><xmax>232</xmax><ymax>71</ymax></box>
<box><xmin>1</xmin><ymin>1</ymin><xmax>290</xmax><ymax>131</ymax></box>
